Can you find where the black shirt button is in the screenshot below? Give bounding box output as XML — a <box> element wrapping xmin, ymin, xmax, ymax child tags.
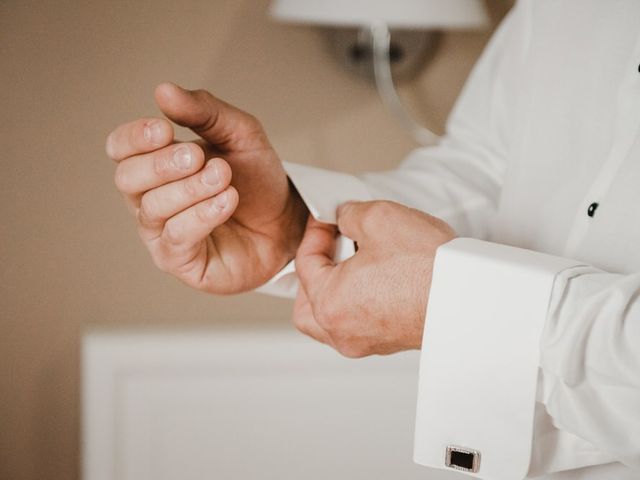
<box><xmin>587</xmin><ymin>202</ymin><xmax>599</xmax><ymax>217</ymax></box>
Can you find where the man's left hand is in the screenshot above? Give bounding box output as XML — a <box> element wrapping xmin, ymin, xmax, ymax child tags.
<box><xmin>294</xmin><ymin>200</ymin><xmax>456</xmax><ymax>358</ymax></box>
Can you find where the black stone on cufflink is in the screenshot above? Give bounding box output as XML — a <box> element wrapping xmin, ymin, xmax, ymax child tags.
<box><xmin>445</xmin><ymin>445</ymin><xmax>480</xmax><ymax>473</ymax></box>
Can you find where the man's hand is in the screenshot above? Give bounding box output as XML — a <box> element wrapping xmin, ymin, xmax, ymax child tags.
<box><xmin>293</xmin><ymin>201</ymin><xmax>456</xmax><ymax>357</ymax></box>
<box><xmin>106</xmin><ymin>83</ymin><xmax>308</xmax><ymax>294</ymax></box>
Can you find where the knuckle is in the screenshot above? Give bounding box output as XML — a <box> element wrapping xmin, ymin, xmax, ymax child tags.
<box><xmin>374</xmin><ymin>200</ymin><xmax>396</xmax><ymax>216</ymax></box>
<box><xmin>148</xmin><ymin>248</ymin><xmax>172</xmax><ymax>273</ymax></box>
<box><xmin>162</xmin><ymin>219</ymin><xmax>183</xmax><ymax>245</ymax></box>
<box><xmin>315</xmin><ymin>299</ymin><xmax>340</xmax><ymax>331</ymax></box>
<box><xmin>153</xmin><ymin>152</ymin><xmax>172</xmax><ymax>176</ymax></box>
<box><xmin>361</xmin><ymin>201</ymin><xmax>393</xmax><ymax>231</ymax></box>
<box><xmin>245</xmin><ymin>113</ymin><xmax>262</xmax><ymax>129</ymax></box>
<box><xmin>195</xmin><ymin>200</ymin><xmax>215</xmax><ymax>224</ymax></box>
<box><xmin>292</xmin><ymin>315</ymin><xmax>308</xmax><ymax>335</ymax></box>
<box><xmin>113</xmin><ymin>165</ymin><xmax>130</xmax><ymax>193</ymax></box>
<box><xmin>335</xmin><ymin>341</ymin><xmax>369</xmax><ymax>359</ymax></box>
<box><xmin>153</xmin><ymin>256</ymin><xmax>172</xmax><ymax>274</ymax></box>
<box><xmin>182</xmin><ymin>175</ymin><xmax>200</xmax><ymax>198</ymax></box>
<box><xmin>369</xmin><ymin>200</ymin><xmax>393</xmax><ymax>220</ymax></box>
<box><xmin>156</xmin><ymin>264</ymin><xmax>172</xmax><ymax>274</ymax></box>
<box><xmin>235</xmin><ymin>114</ymin><xmax>264</xmax><ymax>144</ymax></box>
<box><xmin>138</xmin><ymin>195</ymin><xmax>160</xmax><ymax>226</ymax></box>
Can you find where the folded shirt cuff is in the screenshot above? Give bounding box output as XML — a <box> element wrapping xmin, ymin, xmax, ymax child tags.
<box><xmin>255</xmin><ymin>162</ymin><xmax>372</xmax><ymax>298</ymax></box>
<box><xmin>414</xmin><ymin>238</ymin><xmax>584</xmax><ymax>479</ymax></box>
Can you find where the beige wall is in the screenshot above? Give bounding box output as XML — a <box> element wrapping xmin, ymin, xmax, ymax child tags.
<box><xmin>0</xmin><ymin>1</ymin><xmax>511</xmax><ymax>478</ymax></box>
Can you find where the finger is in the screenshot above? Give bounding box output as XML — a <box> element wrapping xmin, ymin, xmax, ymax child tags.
<box><xmin>114</xmin><ymin>142</ymin><xmax>205</xmax><ymax>206</ymax></box>
<box><xmin>154</xmin><ymin>82</ymin><xmax>262</xmax><ymax>148</ymax></box>
<box><xmin>137</xmin><ymin>158</ymin><xmax>232</xmax><ymax>233</ymax></box>
<box><xmin>336</xmin><ymin>200</ymin><xmax>400</xmax><ymax>245</ymax></box>
<box><xmin>292</xmin><ymin>287</ymin><xmax>333</xmax><ymax>346</ymax></box>
<box><xmin>106</xmin><ymin>117</ymin><xmax>173</xmax><ymax>161</ymax></box>
<box><xmin>152</xmin><ymin>186</ymin><xmax>239</xmax><ymax>247</ymax></box>
<box><xmin>295</xmin><ymin>216</ymin><xmax>337</xmax><ymax>302</ymax></box>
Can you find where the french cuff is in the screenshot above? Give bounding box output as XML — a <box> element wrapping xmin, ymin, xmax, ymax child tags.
<box><xmin>413</xmin><ymin>238</ymin><xmax>584</xmax><ymax>479</ymax></box>
<box><xmin>255</xmin><ymin>162</ymin><xmax>372</xmax><ymax>298</ymax></box>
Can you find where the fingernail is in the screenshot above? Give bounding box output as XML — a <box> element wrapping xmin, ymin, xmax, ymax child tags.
<box><xmin>144</xmin><ymin>121</ymin><xmax>163</xmax><ymax>145</ymax></box>
<box><xmin>214</xmin><ymin>190</ymin><xmax>228</xmax><ymax>210</ymax></box>
<box><xmin>202</xmin><ymin>161</ymin><xmax>220</xmax><ymax>186</ymax></box>
<box><xmin>172</xmin><ymin>145</ymin><xmax>192</xmax><ymax>169</ymax></box>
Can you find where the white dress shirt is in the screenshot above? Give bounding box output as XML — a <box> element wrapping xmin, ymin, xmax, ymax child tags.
<box><xmin>259</xmin><ymin>1</ymin><xmax>640</xmax><ymax>478</ymax></box>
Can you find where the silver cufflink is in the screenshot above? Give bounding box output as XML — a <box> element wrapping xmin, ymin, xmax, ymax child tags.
<box><xmin>445</xmin><ymin>445</ymin><xmax>481</xmax><ymax>473</ymax></box>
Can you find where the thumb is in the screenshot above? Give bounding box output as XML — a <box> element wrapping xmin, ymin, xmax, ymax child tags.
<box><xmin>295</xmin><ymin>216</ymin><xmax>337</xmax><ymax>302</ymax></box>
<box><xmin>154</xmin><ymin>82</ymin><xmax>262</xmax><ymax>148</ymax></box>
<box><xmin>336</xmin><ymin>200</ymin><xmax>383</xmax><ymax>245</ymax></box>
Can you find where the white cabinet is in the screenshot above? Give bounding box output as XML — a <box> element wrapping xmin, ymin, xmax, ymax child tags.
<box><xmin>82</xmin><ymin>329</ymin><xmax>464</xmax><ymax>480</ymax></box>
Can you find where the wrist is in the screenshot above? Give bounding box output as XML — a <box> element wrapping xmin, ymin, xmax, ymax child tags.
<box><xmin>282</xmin><ymin>178</ymin><xmax>309</xmax><ymax>260</ymax></box>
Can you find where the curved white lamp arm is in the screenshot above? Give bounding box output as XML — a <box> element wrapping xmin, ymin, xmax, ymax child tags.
<box><xmin>370</xmin><ymin>22</ymin><xmax>440</xmax><ymax>146</ymax></box>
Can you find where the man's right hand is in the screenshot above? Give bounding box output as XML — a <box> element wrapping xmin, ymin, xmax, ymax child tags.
<box><xmin>106</xmin><ymin>83</ymin><xmax>308</xmax><ymax>294</ymax></box>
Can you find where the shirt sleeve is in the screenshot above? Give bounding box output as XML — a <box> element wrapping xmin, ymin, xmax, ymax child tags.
<box><xmin>257</xmin><ymin>0</ymin><xmax>530</xmax><ymax>298</ymax></box>
<box><xmin>254</xmin><ymin>162</ymin><xmax>373</xmax><ymax>298</ymax></box>
<box><xmin>257</xmin><ymin>1</ymin><xmax>639</xmax><ymax>477</ymax></box>
<box><xmin>413</xmin><ymin>238</ymin><xmax>640</xmax><ymax>479</ymax></box>
<box><xmin>534</xmin><ymin>266</ymin><xmax>640</xmax><ymax>474</ymax></box>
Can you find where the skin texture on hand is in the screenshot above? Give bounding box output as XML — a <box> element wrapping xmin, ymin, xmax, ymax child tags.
<box><xmin>293</xmin><ymin>200</ymin><xmax>457</xmax><ymax>358</ymax></box>
<box><xmin>106</xmin><ymin>83</ymin><xmax>308</xmax><ymax>294</ymax></box>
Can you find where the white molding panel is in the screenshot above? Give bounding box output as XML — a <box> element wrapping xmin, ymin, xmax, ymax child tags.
<box><xmin>82</xmin><ymin>328</ymin><xmax>464</xmax><ymax>480</ymax></box>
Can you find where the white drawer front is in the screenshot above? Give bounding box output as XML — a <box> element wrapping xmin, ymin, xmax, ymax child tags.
<box><xmin>83</xmin><ymin>329</ymin><xmax>464</xmax><ymax>480</ymax></box>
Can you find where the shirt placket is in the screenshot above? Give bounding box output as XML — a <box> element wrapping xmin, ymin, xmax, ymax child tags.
<box><xmin>562</xmin><ymin>33</ymin><xmax>640</xmax><ymax>258</ymax></box>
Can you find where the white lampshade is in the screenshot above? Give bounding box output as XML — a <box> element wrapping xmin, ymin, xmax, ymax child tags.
<box><xmin>270</xmin><ymin>0</ymin><xmax>489</xmax><ymax>30</ymax></box>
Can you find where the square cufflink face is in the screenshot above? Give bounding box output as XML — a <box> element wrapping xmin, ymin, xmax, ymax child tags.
<box><xmin>445</xmin><ymin>445</ymin><xmax>481</xmax><ymax>473</ymax></box>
